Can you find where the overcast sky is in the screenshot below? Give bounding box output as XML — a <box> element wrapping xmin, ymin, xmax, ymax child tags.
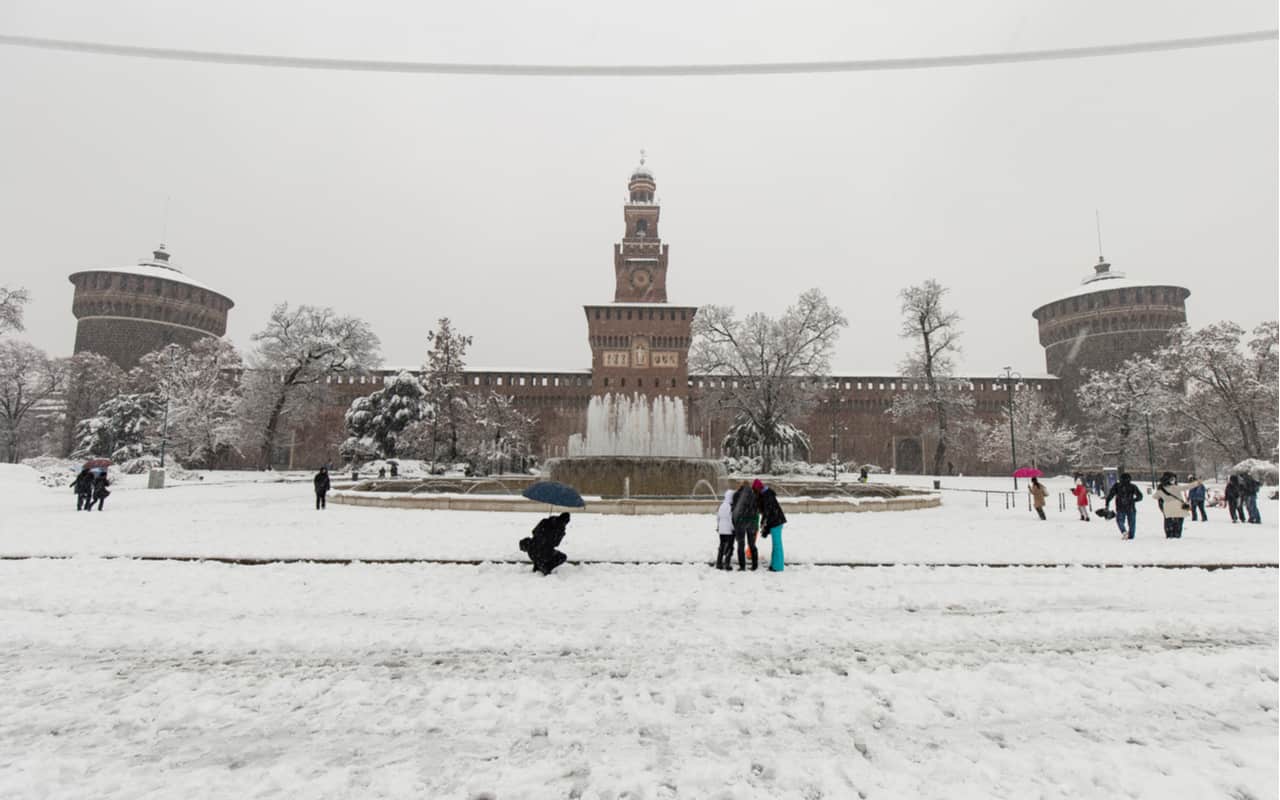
<box><xmin>2</xmin><ymin>0</ymin><xmax>1276</xmax><ymax>376</ymax></box>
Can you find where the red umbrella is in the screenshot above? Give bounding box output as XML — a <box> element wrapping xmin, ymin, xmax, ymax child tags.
<box><xmin>82</xmin><ymin>458</ymin><xmax>112</xmax><ymax>470</ymax></box>
<box><xmin>1013</xmin><ymin>467</ymin><xmax>1042</xmax><ymax>478</ymax></box>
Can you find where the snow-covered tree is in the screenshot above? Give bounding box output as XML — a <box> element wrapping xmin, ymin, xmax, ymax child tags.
<box><xmin>421</xmin><ymin>318</ymin><xmax>472</xmax><ymax>462</ymax></box>
<box><xmin>136</xmin><ymin>339</ymin><xmax>244</xmax><ymax>467</ymax></box>
<box><xmin>460</xmin><ymin>392</ymin><xmax>535</xmax><ymax>473</ymax></box>
<box><xmin>58</xmin><ymin>352</ymin><xmax>129</xmax><ymax>457</ymax></box>
<box><xmin>690</xmin><ymin>289</ymin><xmax>847</xmax><ymax>472</ymax></box>
<box><xmin>721</xmin><ymin>416</ymin><xmax>811</xmax><ymax>463</ymax></box>
<box><xmin>0</xmin><ymin>286</ymin><xmax>30</xmax><ymax>334</ymax></box>
<box><xmin>889</xmin><ymin>279</ymin><xmax>973</xmax><ymax>476</ymax></box>
<box><xmin>1156</xmin><ymin>321</ymin><xmax>1278</xmax><ymax>464</ymax></box>
<box><xmin>240</xmin><ymin>304</ymin><xmax>381</xmax><ymax>467</ymax></box>
<box><xmin>0</xmin><ymin>340</ymin><xmax>63</xmax><ymax>462</ymax></box>
<box><xmin>1075</xmin><ymin>357</ymin><xmax>1176</xmax><ymax>473</ymax></box>
<box><xmin>341</xmin><ymin>371</ymin><xmax>433</xmax><ymax>460</ymax></box>
<box><xmin>72</xmin><ymin>393</ymin><xmax>165</xmax><ymax>462</ymax></box>
<box><xmin>979</xmin><ymin>387</ymin><xmax>1080</xmax><ymax>472</ymax></box>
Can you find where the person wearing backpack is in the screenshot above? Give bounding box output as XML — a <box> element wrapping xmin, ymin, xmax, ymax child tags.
<box><xmin>1104</xmin><ymin>472</ymin><xmax>1144</xmax><ymax>540</ymax></box>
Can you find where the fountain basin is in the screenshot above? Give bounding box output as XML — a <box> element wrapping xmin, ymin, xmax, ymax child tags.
<box><xmin>545</xmin><ymin>456</ymin><xmax>727</xmax><ymax>497</ymax></box>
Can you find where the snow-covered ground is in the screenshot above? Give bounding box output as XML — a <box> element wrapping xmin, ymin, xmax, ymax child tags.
<box><xmin>1</xmin><ymin>465</ymin><xmax>1274</xmax><ymax>565</ymax></box>
<box><xmin>0</xmin><ymin>466</ymin><xmax>1276</xmax><ymax>798</ymax></box>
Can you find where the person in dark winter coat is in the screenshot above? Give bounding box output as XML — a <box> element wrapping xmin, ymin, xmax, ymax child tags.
<box><xmin>731</xmin><ymin>480</ymin><xmax>760</xmax><ymax>571</ymax></box>
<box><xmin>1225</xmin><ymin>475</ymin><xmax>1246</xmax><ymax>523</ymax></box>
<box><xmin>715</xmin><ymin>490</ymin><xmax>735</xmax><ymax>570</ymax></box>
<box><xmin>313</xmin><ymin>467</ymin><xmax>331</xmax><ymax>510</ymax></box>
<box><xmin>1240</xmin><ymin>474</ymin><xmax>1262</xmax><ymax>524</ymax></box>
<box><xmin>754</xmin><ymin>479</ymin><xmax>787</xmax><ymax>571</ymax></box>
<box><xmin>519</xmin><ymin>512</ymin><xmax>570</xmax><ymax>575</ymax></box>
<box><xmin>71</xmin><ymin>468</ymin><xmax>94</xmax><ymax>511</ymax></box>
<box><xmin>1186</xmin><ymin>476</ymin><xmax>1207</xmax><ymax>521</ymax></box>
<box><xmin>1104</xmin><ymin>472</ymin><xmax>1144</xmax><ymax>540</ymax></box>
<box><xmin>89</xmin><ymin>470</ymin><xmax>110</xmax><ymax>511</ymax></box>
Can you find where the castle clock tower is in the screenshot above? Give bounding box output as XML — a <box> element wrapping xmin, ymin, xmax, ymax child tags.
<box><xmin>584</xmin><ymin>155</ymin><xmax>696</xmax><ymax>398</ymax></box>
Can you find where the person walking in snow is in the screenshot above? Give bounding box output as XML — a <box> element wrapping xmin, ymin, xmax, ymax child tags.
<box><xmin>1072</xmin><ymin>477</ymin><xmax>1091</xmax><ymax>521</ymax></box>
<box><xmin>1225</xmin><ymin>475</ymin><xmax>1246</xmax><ymax>523</ymax></box>
<box><xmin>1105</xmin><ymin>472</ymin><xmax>1144</xmax><ymax>539</ymax></box>
<box><xmin>1240</xmin><ymin>473</ymin><xmax>1263</xmax><ymax>524</ymax></box>
<box><xmin>89</xmin><ymin>469</ymin><xmax>110</xmax><ymax>511</ymax></box>
<box><xmin>519</xmin><ymin>512</ymin><xmax>570</xmax><ymax>575</ymax></box>
<box><xmin>1029</xmin><ymin>477</ymin><xmax>1048</xmax><ymax>521</ymax></box>
<box><xmin>71</xmin><ymin>468</ymin><xmax>94</xmax><ymax>511</ymax></box>
<box><xmin>731</xmin><ymin>480</ymin><xmax>760</xmax><ymax>571</ymax></box>
<box><xmin>313</xmin><ymin>466</ymin><xmax>331</xmax><ymax>510</ymax></box>
<box><xmin>754</xmin><ymin>479</ymin><xmax>788</xmax><ymax>572</ymax></box>
<box><xmin>1155</xmin><ymin>472</ymin><xmax>1202</xmax><ymax>539</ymax></box>
<box><xmin>1186</xmin><ymin>476</ymin><xmax>1207</xmax><ymax>522</ymax></box>
<box><xmin>715</xmin><ymin>490</ymin><xmax>735</xmax><ymax>570</ymax></box>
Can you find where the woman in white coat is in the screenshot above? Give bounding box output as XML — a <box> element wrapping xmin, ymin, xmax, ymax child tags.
<box><xmin>715</xmin><ymin>490</ymin><xmax>735</xmax><ymax>570</ymax></box>
<box><xmin>1155</xmin><ymin>472</ymin><xmax>1203</xmax><ymax>539</ymax></box>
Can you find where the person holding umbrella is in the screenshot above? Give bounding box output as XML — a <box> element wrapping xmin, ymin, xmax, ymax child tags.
<box><xmin>1028</xmin><ymin>476</ymin><xmax>1048</xmax><ymax>521</ymax></box>
<box><xmin>71</xmin><ymin>467</ymin><xmax>93</xmax><ymax>511</ymax></box>
<box><xmin>89</xmin><ymin>468</ymin><xmax>111</xmax><ymax>512</ymax></box>
<box><xmin>519</xmin><ymin>481</ymin><xmax>585</xmax><ymax>575</ymax></box>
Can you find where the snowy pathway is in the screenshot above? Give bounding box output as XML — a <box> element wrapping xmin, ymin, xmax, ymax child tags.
<box><xmin>0</xmin><ymin>560</ymin><xmax>1275</xmax><ymax>799</ymax></box>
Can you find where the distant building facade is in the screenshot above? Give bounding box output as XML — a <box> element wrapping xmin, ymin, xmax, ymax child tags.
<box><xmin>68</xmin><ymin>245</ymin><xmax>234</xmax><ymax>368</ymax></box>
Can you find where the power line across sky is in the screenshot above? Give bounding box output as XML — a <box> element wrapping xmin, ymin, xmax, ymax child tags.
<box><xmin>0</xmin><ymin>29</ymin><xmax>1275</xmax><ymax>77</ymax></box>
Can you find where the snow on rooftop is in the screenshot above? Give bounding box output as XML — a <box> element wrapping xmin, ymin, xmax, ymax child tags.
<box><xmin>1040</xmin><ymin>259</ymin><xmax>1187</xmax><ymax>305</ymax></box>
<box><xmin>71</xmin><ymin>251</ymin><xmax>229</xmax><ymax>298</ymax></box>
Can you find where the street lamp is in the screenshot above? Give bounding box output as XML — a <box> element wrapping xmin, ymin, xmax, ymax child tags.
<box><xmin>1144</xmin><ymin>412</ymin><xmax>1157</xmax><ymax>491</ymax></box>
<box><xmin>1001</xmin><ymin>366</ymin><xmax>1021</xmax><ymax>489</ymax></box>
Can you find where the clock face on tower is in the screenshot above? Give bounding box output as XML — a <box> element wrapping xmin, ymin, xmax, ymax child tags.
<box><xmin>631</xmin><ymin>268</ymin><xmax>652</xmax><ymax>290</ymax></box>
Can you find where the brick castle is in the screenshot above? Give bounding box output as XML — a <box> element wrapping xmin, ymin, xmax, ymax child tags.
<box><xmin>69</xmin><ymin>159</ymin><xmax>1189</xmax><ymax>474</ymax></box>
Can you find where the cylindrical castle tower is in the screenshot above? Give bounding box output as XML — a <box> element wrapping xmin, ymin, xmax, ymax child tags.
<box><xmin>1032</xmin><ymin>257</ymin><xmax>1189</xmax><ymax>417</ymax></box>
<box><xmin>68</xmin><ymin>244</ymin><xmax>235</xmax><ymax>368</ymax></box>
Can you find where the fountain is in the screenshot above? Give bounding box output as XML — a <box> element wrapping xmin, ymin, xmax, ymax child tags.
<box><xmin>546</xmin><ymin>393</ymin><xmax>726</xmax><ymax>497</ymax></box>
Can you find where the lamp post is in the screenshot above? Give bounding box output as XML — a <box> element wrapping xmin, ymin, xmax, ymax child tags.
<box><xmin>1144</xmin><ymin>412</ymin><xmax>1156</xmax><ymax>491</ymax></box>
<box><xmin>1001</xmin><ymin>367</ymin><xmax>1021</xmax><ymax>489</ymax></box>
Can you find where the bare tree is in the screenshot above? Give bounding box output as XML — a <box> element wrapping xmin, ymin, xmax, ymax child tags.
<box><xmin>422</xmin><ymin>318</ymin><xmax>473</xmax><ymax>463</ymax></box>
<box><xmin>891</xmin><ymin>280</ymin><xmax>971</xmax><ymax>475</ymax></box>
<box><xmin>690</xmin><ymin>289</ymin><xmax>847</xmax><ymax>473</ymax></box>
<box><xmin>1157</xmin><ymin>321</ymin><xmax>1278</xmax><ymax>463</ymax></box>
<box><xmin>241</xmin><ymin>304</ymin><xmax>381</xmax><ymax>467</ymax></box>
<box><xmin>0</xmin><ymin>340</ymin><xmax>64</xmax><ymax>462</ymax></box>
<box><xmin>0</xmin><ymin>286</ymin><xmax>30</xmax><ymax>335</ymax></box>
<box><xmin>979</xmin><ymin>387</ymin><xmax>1080</xmax><ymax>472</ymax></box>
<box><xmin>1075</xmin><ymin>357</ymin><xmax>1172</xmax><ymax>473</ymax></box>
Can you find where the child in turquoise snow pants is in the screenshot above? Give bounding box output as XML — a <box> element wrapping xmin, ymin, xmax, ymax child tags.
<box><xmin>768</xmin><ymin>525</ymin><xmax>784</xmax><ymax>571</ymax></box>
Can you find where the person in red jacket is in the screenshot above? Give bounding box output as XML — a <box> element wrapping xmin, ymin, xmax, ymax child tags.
<box><xmin>1071</xmin><ymin>476</ymin><xmax>1091</xmax><ymax>521</ymax></box>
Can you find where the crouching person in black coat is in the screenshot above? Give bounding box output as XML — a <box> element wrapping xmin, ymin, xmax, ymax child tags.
<box><xmin>520</xmin><ymin>512</ymin><xmax>570</xmax><ymax>575</ymax></box>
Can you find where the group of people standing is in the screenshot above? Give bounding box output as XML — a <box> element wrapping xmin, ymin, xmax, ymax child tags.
<box><xmin>716</xmin><ymin>479</ymin><xmax>788</xmax><ymax>572</ymax></box>
<box><xmin>1224</xmin><ymin>474</ymin><xmax>1264</xmax><ymax>524</ymax></box>
<box><xmin>70</xmin><ymin>467</ymin><xmax>110</xmax><ymax>511</ymax></box>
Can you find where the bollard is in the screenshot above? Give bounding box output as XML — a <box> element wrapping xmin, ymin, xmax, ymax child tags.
<box><xmin>985</xmin><ymin>491</ymin><xmax>989</xmax><ymax>508</ymax></box>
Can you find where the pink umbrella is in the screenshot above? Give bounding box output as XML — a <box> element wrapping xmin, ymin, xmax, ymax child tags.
<box><xmin>1013</xmin><ymin>467</ymin><xmax>1043</xmax><ymax>478</ymax></box>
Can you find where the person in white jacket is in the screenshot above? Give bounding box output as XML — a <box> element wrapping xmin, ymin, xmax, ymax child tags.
<box><xmin>715</xmin><ymin>489</ymin><xmax>735</xmax><ymax>570</ymax></box>
<box><xmin>1154</xmin><ymin>472</ymin><xmax>1204</xmax><ymax>539</ymax></box>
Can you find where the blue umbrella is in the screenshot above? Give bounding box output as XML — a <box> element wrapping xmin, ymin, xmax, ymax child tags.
<box><xmin>522</xmin><ymin>480</ymin><xmax>585</xmax><ymax>508</ymax></box>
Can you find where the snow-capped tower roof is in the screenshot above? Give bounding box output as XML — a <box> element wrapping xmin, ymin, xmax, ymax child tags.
<box><xmin>628</xmin><ymin>150</ymin><xmax>656</xmax><ymax>204</ymax></box>
<box><xmin>69</xmin><ymin>243</ymin><xmax>230</xmax><ymax>298</ymax></box>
